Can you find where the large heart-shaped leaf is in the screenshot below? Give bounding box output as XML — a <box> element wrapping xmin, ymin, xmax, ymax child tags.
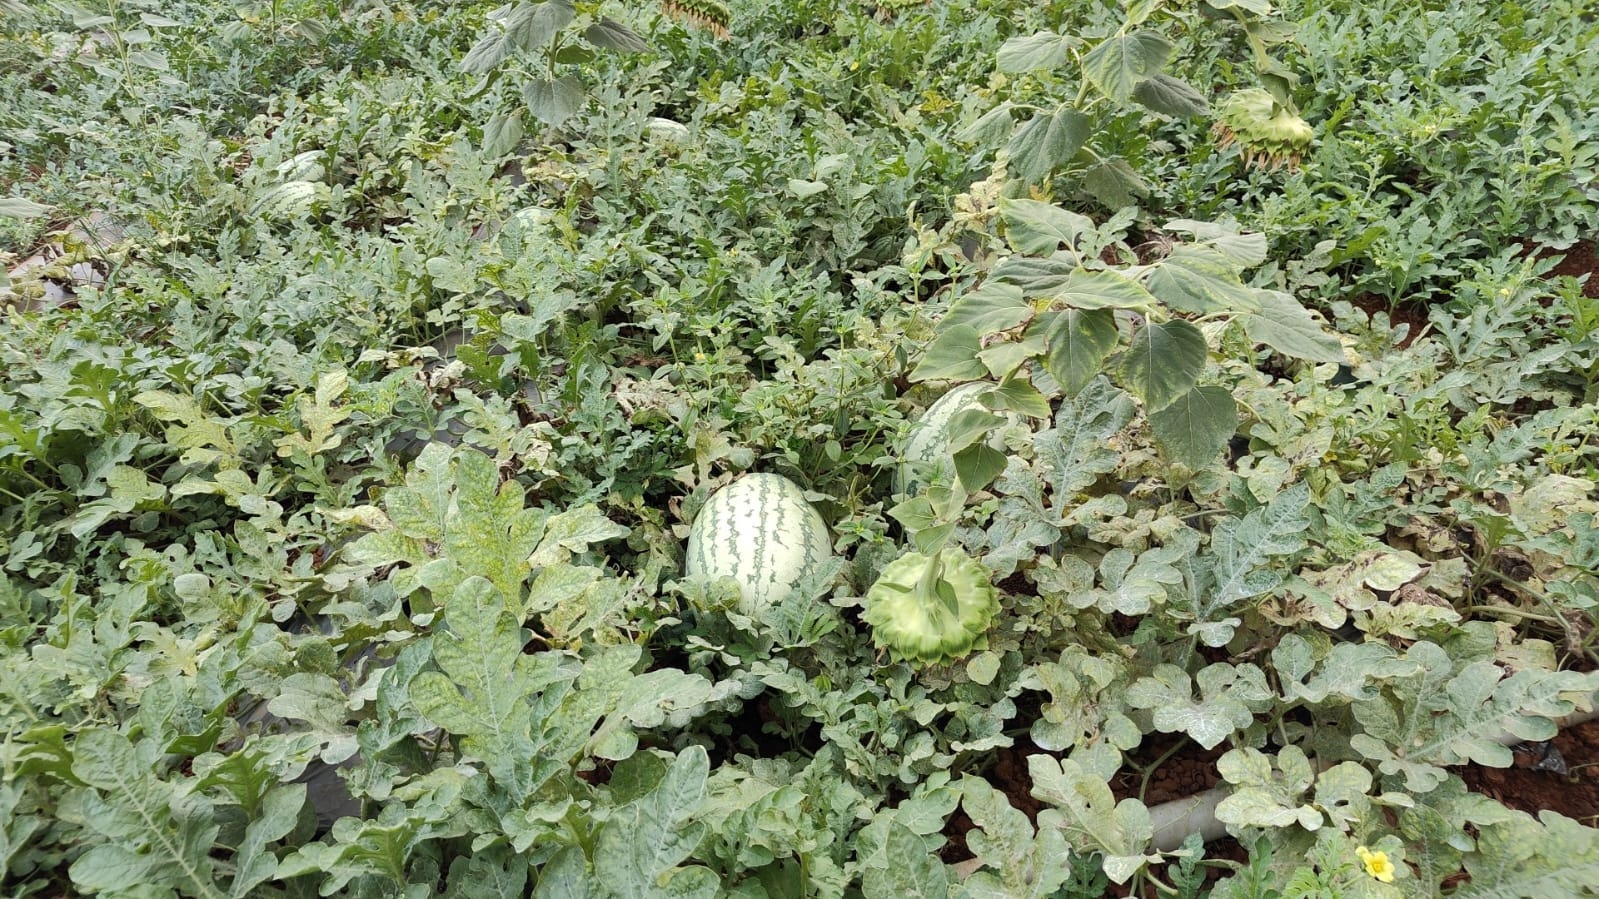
<box><xmin>1131</xmin><ymin>73</ymin><xmax>1209</xmax><ymax>117</ymax></box>
<box><xmin>1081</xmin><ymin>31</ymin><xmax>1171</xmax><ymax>102</ymax></box>
<box><xmin>913</xmin><ymin>326</ymin><xmax>989</xmax><ymax>382</ymax></box>
<box><xmin>1044</xmin><ymin>308</ymin><xmax>1120</xmax><ymax>396</ymax></box>
<box><xmin>943</xmin><ymin>282</ymin><xmax>1031</xmax><ymax>334</ymax></box>
<box><xmin>1149</xmin><ymin>385</ymin><xmax>1236</xmax><ymax>469</ymax></box>
<box><xmin>1119</xmin><ymin>319</ymin><xmax>1206</xmax><ymax>411</ymax></box>
<box><xmin>996</xmin><ymin>31</ymin><xmax>1080</xmax><ymax>73</ymax></box>
<box><xmin>1060</xmin><ymin>269</ymin><xmax>1157</xmax><ymax>311</ymax></box>
<box><xmin>1007</xmin><ymin>106</ymin><xmax>1091</xmax><ymax>184</ymax></box>
<box><xmin>999</xmin><ymin>198</ymin><xmax>1094</xmax><ymax>256</ymax></box>
<box><xmin>524</xmin><ymin>75</ymin><xmax>583</xmax><ymax>126</ymax></box>
<box><xmin>1244</xmin><ymin>290</ymin><xmax>1346</xmax><ymax>363</ymax></box>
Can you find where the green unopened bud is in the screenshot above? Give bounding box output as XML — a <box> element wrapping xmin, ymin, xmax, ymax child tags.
<box><xmin>660</xmin><ymin>0</ymin><xmax>730</xmax><ymax>39</ymax></box>
<box><xmin>1213</xmin><ymin>89</ymin><xmax>1314</xmax><ymax>172</ymax></box>
<box><xmin>863</xmin><ymin>547</ymin><xmax>999</xmax><ymax>666</ymax></box>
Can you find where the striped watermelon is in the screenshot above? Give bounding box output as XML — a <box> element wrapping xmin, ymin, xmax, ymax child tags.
<box><xmin>684</xmin><ymin>473</ymin><xmax>832</xmax><ymax>615</ymax></box>
<box><xmin>895</xmin><ymin>382</ymin><xmax>1000</xmax><ymax>495</ymax></box>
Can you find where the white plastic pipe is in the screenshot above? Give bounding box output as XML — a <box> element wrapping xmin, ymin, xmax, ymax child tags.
<box><xmin>1146</xmin><ymin>704</ymin><xmax>1599</xmax><ymax>851</ymax></box>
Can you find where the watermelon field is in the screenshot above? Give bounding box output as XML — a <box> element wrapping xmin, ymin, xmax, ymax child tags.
<box><xmin>5</xmin><ymin>0</ymin><xmax>1599</xmax><ymax>895</ymax></box>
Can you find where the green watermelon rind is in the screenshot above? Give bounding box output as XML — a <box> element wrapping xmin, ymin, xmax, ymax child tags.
<box><xmin>684</xmin><ymin>473</ymin><xmax>832</xmax><ymax>616</ymax></box>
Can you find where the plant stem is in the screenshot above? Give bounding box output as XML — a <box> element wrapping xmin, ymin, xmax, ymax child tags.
<box><xmin>1142</xmin><ymin>869</ymin><xmax>1181</xmax><ymax>896</ymax></box>
<box><xmin>1463</xmin><ymin>604</ymin><xmax>1562</xmax><ymax>625</ymax></box>
<box><xmin>1470</xmin><ymin>567</ymin><xmax>1581</xmax><ymax>647</ymax></box>
<box><xmin>1137</xmin><ymin>736</ymin><xmax>1192</xmax><ymax>806</ymax></box>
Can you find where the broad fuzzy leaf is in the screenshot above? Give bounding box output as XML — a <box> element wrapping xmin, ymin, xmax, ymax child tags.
<box><xmin>1131</xmin><ymin>73</ymin><xmax>1209</xmax><ymax>117</ymax></box>
<box><xmin>1145</xmin><ymin>245</ymin><xmax>1260</xmax><ymax>314</ymax></box>
<box><xmin>914</xmin><ymin>325</ymin><xmax>989</xmax><ymax>382</ymax></box>
<box><xmin>955</xmin><ymin>442</ymin><xmax>1009</xmax><ymax>492</ymax></box>
<box><xmin>0</xmin><ymin>196</ymin><xmax>51</xmax><ymax>218</ymax></box>
<box><xmin>1119</xmin><ymin>319</ymin><xmax>1207</xmax><ymax>412</ymax></box>
<box><xmin>1007</xmin><ymin>106</ymin><xmax>1091</xmax><ymax>184</ymax></box>
<box><xmin>1059</xmin><ymin>269</ymin><xmax>1158</xmax><ymax>311</ymax></box>
<box><xmin>988</xmin><ymin>377</ymin><xmax>1052</xmax><ymax>418</ymax></box>
<box><xmin>1044</xmin><ymin>308</ymin><xmax>1120</xmax><ymax>396</ymax></box>
<box><xmin>991</xmin><ymin>256</ymin><xmax>1077</xmax><ymax>296</ymax></box>
<box><xmin>525</xmin><ymin>75</ymin><xmax>584</xmax><ymax>126</ymax></box>
<box><xmin>996</xmin><ymin>31</ymin><xmax>1079</xmax><ymax>73</ymax></box>
<box><xmin>999</xmin><ymin>198</ymin><xmax>1094</xmax><ymax>256</ymax></box>
<box><xmin>482</xmin><ymin>110</ymin><xmax>526</xmax><ymax>158</ymax></box>
<box><xmin>584</xmin><ymin>18</ymin><xmax>649</xmax><ymax>52</ymax></box>
<box><xmin>943</xmin><ymin>281</ymin><xmax>1031</xmax><ymax>334</ymax></box>
<box><xmin>1149</xmin><ymin>385</ymin><xmax>1236</xmax><ymax>469</ymax></box>
<box><xmin>1081</xmin><ymin>31</ymin><xmax>1171</xmax><ymax>102</ymax></box>
<box><xmin>508</xmin><ymin>0</ymin><xmax>576</xmax><ymax>52</ymax></box>
<box><xmin>1243</xmin><ymin>289</ymin><xmax>1346</xmax><ymax>363</ymax></box>
<box><xmin>1079</xmin><ymin>158</ymin><xmax>1148</xmax><ymax>210</ymax></box>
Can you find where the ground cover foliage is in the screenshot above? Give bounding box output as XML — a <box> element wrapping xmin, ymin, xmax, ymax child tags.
<box><xmin>2</xmin><ymin>0</ymin><xmax>1599</xmax><ymax>895</ymax></box>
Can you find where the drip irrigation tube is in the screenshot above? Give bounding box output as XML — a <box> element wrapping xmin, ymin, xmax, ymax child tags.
<box><xmin>1146</xmin><ymin>704</ymin><xmax>1599</xmax><ymax>851</ymax></box>
<box><xmin>950</xmin><ymin>701</ymin><xmax>1598</xmax><ymax>882</ymax></box>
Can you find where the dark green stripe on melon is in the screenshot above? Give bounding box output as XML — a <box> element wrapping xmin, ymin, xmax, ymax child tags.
<box><xmin>896</xmin><ymin>382</ymin><xmax>992</xmax><ymax>495</ymax></box>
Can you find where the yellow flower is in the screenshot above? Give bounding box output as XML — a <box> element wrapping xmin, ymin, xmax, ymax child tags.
<box><xmin>1356</xmin><ymin>845</ymin><xmax>1395</xmax><ymax>883</ymax></box>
